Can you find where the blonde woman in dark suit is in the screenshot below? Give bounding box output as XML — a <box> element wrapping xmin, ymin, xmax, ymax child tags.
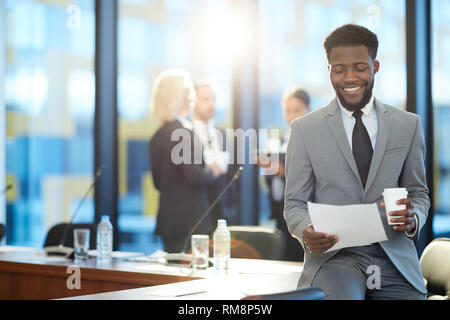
<box><xmin>149</xmin><ymin>69</ymin><xmax>223</xmax><ymax>253</ymax></box>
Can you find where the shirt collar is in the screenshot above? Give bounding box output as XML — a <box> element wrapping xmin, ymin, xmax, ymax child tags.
<box><xmin>192</xmin><ymin>118</ymin><xmax>215</xmax><ymax>131</ymax></box>
<box><xmin>176</xmin><ymin>116</ymin><xmax>193</xmax><ymax>130</ymax></box>
<box><xmin>338</xmin><ymin>94</ymin><xmax>375</xmax><ymax>119</ymax></box>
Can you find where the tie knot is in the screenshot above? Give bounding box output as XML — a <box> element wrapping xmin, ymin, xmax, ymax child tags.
<box><xmin>353</xmin><ymin>110</ymin><xmax>363</xmax><ymax>120</ymax></box>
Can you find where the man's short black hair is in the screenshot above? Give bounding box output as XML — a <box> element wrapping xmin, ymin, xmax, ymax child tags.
<box><xmin>324</xmin><ymin>24</ymin><xmax>379</xmax><ymax>61</ymax></box>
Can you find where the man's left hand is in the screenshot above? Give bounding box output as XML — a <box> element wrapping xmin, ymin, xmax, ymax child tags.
<box><xmin>380</xmin><ymin>198</ymin><xmax>416</xmax><ymax>233</ymax></box>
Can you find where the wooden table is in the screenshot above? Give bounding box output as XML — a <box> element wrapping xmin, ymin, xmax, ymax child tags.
<box><xmin>0</xmin><ymin>246</ymin><xmax>303</xmax><ymax>300</ymax></box>
<box><xmin>0</xmin><ymin>246</ymin><xmax>200</xmax><ymax>299</ymax></box>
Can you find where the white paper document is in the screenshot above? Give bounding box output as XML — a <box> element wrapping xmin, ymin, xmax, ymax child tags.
<box><xmin>307</xmin><ymin>202</ymin><xmax>388</xmax><ymax>253</ymax></box>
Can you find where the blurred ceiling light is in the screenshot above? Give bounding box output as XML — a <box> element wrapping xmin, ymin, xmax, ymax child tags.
<box><xmin>6</xmin><ymin>67</ymin><xmax>48</xmax><ymax>115</ymax></box>
<box><xmin>68</xmin><ymin>70</ymin><xmax>95</xmax><ymax>119</ymax></box>
<box><xmin>199</xmin><ymin>6</ymin><xmax>251</xmax><ymax>64</ymax></box>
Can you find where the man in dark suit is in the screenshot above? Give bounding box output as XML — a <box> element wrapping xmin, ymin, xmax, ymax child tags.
<box><xmin>192</xmin><ymin>81</ymin><xmax>238</xmax><ymax>232</ymax></box>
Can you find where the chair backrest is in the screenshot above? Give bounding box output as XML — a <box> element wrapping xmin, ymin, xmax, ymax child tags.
<box><xmin>43</xmin><ymin>223</ymin><xmax>98</xmax><ymax>250</ymax></box>
<box><xmin>228</xmin><ymin>225</ymin><xmax>286</xmax><ymax>260</ymax></box>
<box><xmin>0</xmin><ymin>223</ymin><xmax>5</xmax><ymax>241</ymax></box>
<box><xmin>242</xmin><ymin>286</ymin><xmax>326</xmax><ymax>300</ymax></box>
<box><xmin>420</xmin><ymin>238</ymin><xmax>450</xmax><ymax>300</ymax></box>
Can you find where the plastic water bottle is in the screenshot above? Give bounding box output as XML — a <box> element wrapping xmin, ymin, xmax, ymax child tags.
<box><xmin>97</xmin><ymin>215</ymin><xmax>113</xmax><ymax>262</ymax></box>
<box><xmin>213</xmin><ymin>219</ymin><xmax>230</xmax><ymax>273</ymax></box>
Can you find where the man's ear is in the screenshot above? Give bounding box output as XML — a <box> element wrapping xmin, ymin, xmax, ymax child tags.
<box><xmin>373</xmin><ymin>60</ymin><xmax>380</xmax><ymax>74</ymax></box>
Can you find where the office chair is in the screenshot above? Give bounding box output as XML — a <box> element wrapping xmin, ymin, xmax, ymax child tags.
<box><xmin>420</xmin><ymin>238</ymin><xmax>450</xmax><ymax>300</ymax></box>
<box><xmin>242</xmin><ymin>286</ymin><xmax>326</xmax><ymax>300</ymax></box>
<box><xmin>43</xmin><ymin>223</ymin><xmax>97</xmax><ymax>250</ymax></box>
<box><xmin>228</xmin><ymin>225</ymin><xmax>286</xmax><ymax>260</ymax></box>
<box><xmin>0</xmin><ymin>223</ymin><xmax>5</xmax><ymax>241</ymax></box>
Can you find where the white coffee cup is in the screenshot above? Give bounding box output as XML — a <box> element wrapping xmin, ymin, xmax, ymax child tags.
<box><xmin>382</xmin><ymin>188</ymin><xmax>408</xmax><ymax>225</ymax></box>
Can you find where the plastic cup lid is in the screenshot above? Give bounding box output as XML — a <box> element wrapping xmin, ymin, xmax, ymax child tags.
<box><xmin>383</xmin><ymin>188</ymin><xmax>407</xmax><ymax>194</ymax></box>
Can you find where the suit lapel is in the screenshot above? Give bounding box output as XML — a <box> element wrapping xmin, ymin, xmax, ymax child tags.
<box><xmin>325</xmin><ymin>99</ymin><xmax>361</xmax><ymax>184</ymax></box>
<box><xmin>364</xmin><ymin>99</ymin><xmax>392</xmax><ymax>196</ymax></box>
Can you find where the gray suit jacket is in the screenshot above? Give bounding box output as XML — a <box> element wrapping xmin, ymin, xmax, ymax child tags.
<box><xmin>284</xmin><ymin>98</ymin><xmax>429</xmax><ymax>294</ymax></box>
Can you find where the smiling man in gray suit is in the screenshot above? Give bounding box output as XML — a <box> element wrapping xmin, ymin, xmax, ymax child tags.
<box><xmin>284</xmin><ymin>24</ymin><xmax>429</xmax><ymax>300</ymax></box>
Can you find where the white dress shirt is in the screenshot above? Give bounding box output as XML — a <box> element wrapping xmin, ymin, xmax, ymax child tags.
<box><xmin>337</xmin><ymin>94</ymin><xmax>377</xmax><ymax>151</ymax></box>
<box><xmin>192</xmin><ymin>118</ymin><xmax>229</xmax><ymax>172</ymax></box>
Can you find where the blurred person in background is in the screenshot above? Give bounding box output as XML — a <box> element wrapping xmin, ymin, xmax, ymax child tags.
<box><xmin>149</xmin><ymin>69</ymin><xmax>223</xmax><ymax>253</ymax></box>
<box><xmin>258</xmin><ymin>86</ymin><xmax>311</xmax><ymax>261</ymax></box>
<box><xmin>192</xmin><ymin>81</ymin><xmax>238</xmax><ymax>232</ymax></box>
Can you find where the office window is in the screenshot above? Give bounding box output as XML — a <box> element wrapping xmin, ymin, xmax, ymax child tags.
<box><xmin>257</xmin><ymin>0</ymin><xmax>406</xmax><ymax>224</ymax></box>
<box><xmin>117</xmin><ymin>0</ymin><xmax>234</xmax><ymax>253</ymax></box>
<box><xmin>432</xmin><ymin>0</ymin><xmax>450</xmax><ymax>237</ymax></box>
<box><xmin>4</xmin><ymin>0</ymin><xmax>95</xmax><ymax>246</ymax></box>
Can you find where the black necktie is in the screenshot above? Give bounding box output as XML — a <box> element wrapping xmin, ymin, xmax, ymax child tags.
<box><xmin>352</xmin><ymin>110</ymin><xmax>373</xmax><ymax>188</ymax></box>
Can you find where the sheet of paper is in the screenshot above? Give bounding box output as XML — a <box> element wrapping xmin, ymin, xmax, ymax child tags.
<box><xmin>0</xmin><ymin>246</ymin><xmax>37</xmax><ymax>252</ymax></box>
<box><xmin>88</xmin><ymin>250</ymin><xmax>143</xmax><ymax>259</ymax></box>
<box><xmin>237</xmin><ymin>263</ymin><xmax>302</xmax><ymax>275</ymax></box>
<box><xmin>144</xmin><ymin>279</ymin><xmax>213</xmax><ymax>298</ymax></box>
<box><xmin>307</xmin><ymin>202</ymin><xmax>388</xmax><ymax>253</ymax></box>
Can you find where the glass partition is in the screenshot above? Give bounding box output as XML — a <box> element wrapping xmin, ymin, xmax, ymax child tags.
<box><xmin>4</xmin><ymin>0</ymin><xmax>95</xmax><ymax>246</ymax></box>
<box><xmin>432</xmin><ymin>0</ymin><xmax>450</xmax><ymax>237</ymax></box>
<box><xmin>117</xmin><ymin>0</ymin><xmax>234</xmax><ymax>253</ymax></box>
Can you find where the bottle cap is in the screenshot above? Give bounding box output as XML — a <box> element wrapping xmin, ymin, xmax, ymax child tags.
<box><xmin>217</xmin><ymin>219</ymin><xmax>227</xmax><ymax>227</ymax></box>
